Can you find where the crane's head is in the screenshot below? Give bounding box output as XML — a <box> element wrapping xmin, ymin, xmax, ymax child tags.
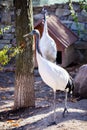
<box><xmin>23</xmin><ymin>29</ymin><xmax>40</xmax><ymax>37</ymax></box>
<box><xmin>29</xmin><ymin>29</ymin><xmax>39</xmax><ymax>36</ymax></box>
<box><xmin>41</xmin><ymin>8</ymin><xmax>47</xmax><ymax>22</ymax></box>
<box><xmin>30</xmin><ymin>30</ymin><xmax>42</xmax><ymax>56</ymax></box>
<box><xmin>23</xmin><ymin>29</ymin><xmax>41</xmax><ymax>55</ymax></box>
<box><xmin>42</xmin><ymin>8</ymin><xmax>47</xmax><ymax>14</ymax></box>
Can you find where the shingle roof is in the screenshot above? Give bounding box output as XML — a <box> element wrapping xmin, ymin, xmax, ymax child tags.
<box><xmin>34</xmin><ymin>15</ymin><xmax>78</xmax><ymax>48</ymax></box>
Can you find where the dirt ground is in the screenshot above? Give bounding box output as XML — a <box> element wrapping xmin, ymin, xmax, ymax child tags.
<box><xmin>0</xmin><ymin>64</ymin><xmax>87</xmax><ymax>130</ymax></box>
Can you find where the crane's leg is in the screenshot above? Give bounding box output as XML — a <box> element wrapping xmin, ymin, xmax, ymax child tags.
<box><xmin>62</xmin><ymin>89</ymin><xmax>68</xmax><ymax>117</ymax></box>
<box><xmin>53</xmin><ymin>90</ymin><xmax>56</xmax><ymax>123</ymax></box>
<box><xmin>48</xmin><ymin>90</ymin><xmax>56</xmax><ymax>126</ymax></box>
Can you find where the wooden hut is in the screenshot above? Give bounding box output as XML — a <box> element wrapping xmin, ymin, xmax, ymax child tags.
<box><xmin>34</xmin><ymin>15</ymin><xmax>78</xmax><ymax>67</ymax></box>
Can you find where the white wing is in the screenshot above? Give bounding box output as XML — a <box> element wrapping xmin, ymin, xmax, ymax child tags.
<box><xmin>37</xmin><ymin>52</ymin><xmax>69</xmax><ymax>91</ymax></box>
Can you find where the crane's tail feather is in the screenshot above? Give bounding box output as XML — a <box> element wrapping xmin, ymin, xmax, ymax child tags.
<box><xmin>65</xmin><ymin>76</ymin><xmax>74</xmax><ymax>94</ymax></box>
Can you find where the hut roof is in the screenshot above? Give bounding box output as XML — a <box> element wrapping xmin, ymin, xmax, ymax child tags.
<box><xmin>34</xmin><ymin>15</ymin><xmax>78</xmax><ymax>48</ymax></box>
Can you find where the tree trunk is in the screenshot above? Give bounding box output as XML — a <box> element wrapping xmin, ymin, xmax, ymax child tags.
<box><xmin>14</xmin><ymin>0</ymin><xmax>35</xmax><ymax>109</ymax></box>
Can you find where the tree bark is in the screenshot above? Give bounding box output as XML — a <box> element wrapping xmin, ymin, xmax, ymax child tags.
<box><xmin>14</xmin><ymin>0</ymin><xmax>35</xmax><ymax>109</ymax></box>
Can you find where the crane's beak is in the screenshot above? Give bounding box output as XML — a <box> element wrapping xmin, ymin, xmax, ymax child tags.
<box><xmin>23</xmin><ymin>33</ymin><xmax>29</xmax><ymax>38</ymax></box>
<box><xmin>23</xmin><ymin>32</ymin><xmax>33</xmax><ymax>38</ymax></box>
<box><xmin>29</xmin><ymin>32</ymin><xmax>33</xmax><ymax>35</ymax></box>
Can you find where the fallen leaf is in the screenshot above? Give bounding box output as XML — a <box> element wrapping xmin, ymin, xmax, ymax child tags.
<box><xmin>7</xmin><ymin>120</ymin><xmax>15</xmax><ymax>123</ymax></box>
<box><xmin>11</xmin><ymin>123</ymin><xmax>19</xmax><ymax>127</ymax></box>
<box><xmin>1</xmin><ymin>96</ymin><xmax>6</xmax><ymax>100</ymax></box>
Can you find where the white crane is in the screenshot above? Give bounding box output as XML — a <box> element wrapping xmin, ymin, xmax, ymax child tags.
<box><xmin>24</xmin><ymin>29</ymin><xmax>74</xmax><ymax>125</ymax></box>
<box><xmin>39</xmin><ymin>8</ymin><xmax>57</xmax><ymax>63</ymax></box>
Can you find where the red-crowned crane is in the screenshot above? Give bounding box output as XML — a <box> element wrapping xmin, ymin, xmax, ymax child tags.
<box><xmin>39</xmin><ymin>8</ymin><xmax>57</xmax><ymax>63</ymax></box>
<box><xmin>23</xmin><ymin>29</ymin><xmax>74</xmax><ymax>125</ymax></box>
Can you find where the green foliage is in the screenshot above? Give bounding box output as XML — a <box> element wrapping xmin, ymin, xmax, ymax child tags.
<box><xmin>79</xmin><ymin>0</ymin><xmax>87</xmax><ymax>12</ymax></box>
<box><xmin>0</xmin><ymin>24</ymin><xmax>23</xmax><ymax>69</ymax></box>
<box><xmin>69</xmin><ymin>0</ymin><xmax>80</xmax><ymax>35</ymax></box>
<box><xmin>69</xmin><ymin>1</ymin><xmax>78</xmax><ymax>22</ymax></box>
<box><xmin>69</xmin><ymin>0</ymin><xmax>87</xmax><ymax>35</ymax></box>
<box><xmin>0</xmin><ymin>28</ymin><xmax>3</xmax><ymax>35</ymax></box>
<box><xmin>0</xmin><ymin>26</ymin><xmax>11</xmax><ymax>35</ymax></box>
<box><xmin>0</xmin><ymin>46</ymin><xmax>9</xmax><ymax>66</ymax></box>
<box><xmin>0</xmin><ymin>45</ymin><xmax>23</xmax><ymax>69</ymax></box>
<box><xmin>3</xmin><ymin>26</ymin><xmax>11</xmax><ymax>32</ymax></box>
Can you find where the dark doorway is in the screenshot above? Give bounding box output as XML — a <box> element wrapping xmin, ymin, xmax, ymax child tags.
<box><xmin>56</xmin><ymin>51</ymin><xmax>62</xmax><ymax>64</ymax></box>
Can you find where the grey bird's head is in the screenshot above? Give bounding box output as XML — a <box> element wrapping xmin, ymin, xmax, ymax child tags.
<box><xmin>41</xmin><ymin>8</ymin><xmax>47</xmax><ymax>22</ymax></box>
<box><xmin>29</xmin><ymin>29</ymin><xmax>39</xmax><ymax>35</ymax></box>
<box><xmin>23</xmin><ymin>29</ymin><xmax>40</xmax><ymax>37</ymax></box>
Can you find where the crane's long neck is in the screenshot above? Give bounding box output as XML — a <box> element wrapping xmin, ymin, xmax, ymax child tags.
<box><xmin>43</xmin><ymin>13</ymin><xmax>48</xmax><ymax>34</ymax></box>
<box><xmin>35</xmin><ymin>32</ymin><xmax>42</xmax><ymax>55</ymax></box>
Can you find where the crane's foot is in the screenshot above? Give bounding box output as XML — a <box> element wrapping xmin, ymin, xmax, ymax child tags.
<box><xmin>62</xmin><ymin>107</ymin><xmax>69</xmax><ymax>117</ymax></box>
<box><xmin>48</xmin><ymin>121</ymin><xmax>57</xmax><ymax>126</ymax></box>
